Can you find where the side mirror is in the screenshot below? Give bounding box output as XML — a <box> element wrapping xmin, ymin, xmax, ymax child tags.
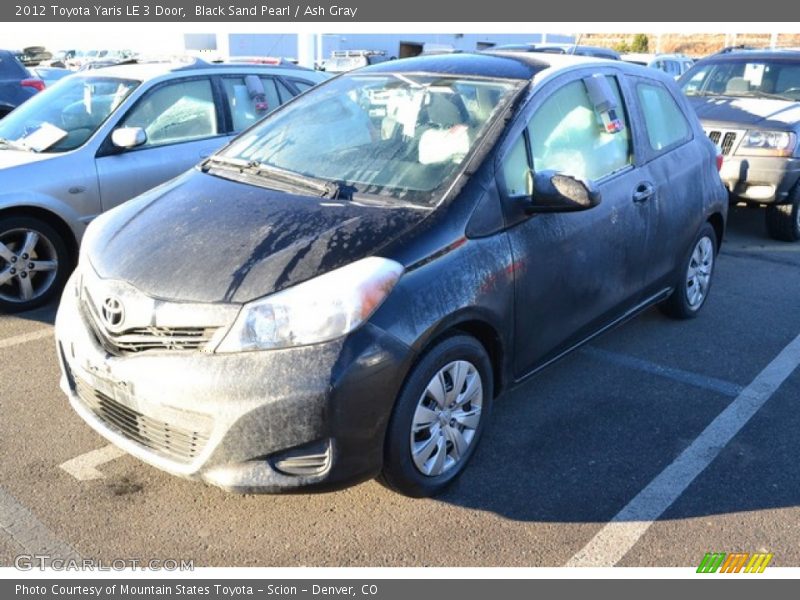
<box><xmin>527</xmin><ymin>170</ymin><xmax>602</xmax><ymax>213</ymax></box>
<box><xmin>111</xmin><ymin>127</ymin><xmax>146</xmax><ymax>150</ymax></box>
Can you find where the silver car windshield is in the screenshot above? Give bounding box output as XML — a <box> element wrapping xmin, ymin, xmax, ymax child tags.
<box><xmin>217</xmin><ymin>73</ymin><xmax>518</xmax><ymax>203</ymax></box>
<box><xmin>683</xmin><ymin>59</ymin><xmax>800</xmax><ymax>101</ymax></box>
<box><xmin>0</xmin><ymin>76</ymin><xmax>139</xmax><ymax>152</ymax></box>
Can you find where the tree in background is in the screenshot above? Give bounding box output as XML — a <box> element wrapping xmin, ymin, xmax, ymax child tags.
<box><xmin>631</xmin><ymin>33</ymin><xmax>649</xmax><ymax>53</ymax></box>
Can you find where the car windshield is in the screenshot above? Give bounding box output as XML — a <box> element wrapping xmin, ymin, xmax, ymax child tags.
<box><xmin>0</xmin><ymin>76</ymin><xmax>138</xmax><ymax>152</ymax></box>
<box><xmin>217</xmin><ymin>73</ymin><xmax>519</xmax><ymax>204</ymax></box>
<box><xmin>682</xmin><ymin>59</ymin><xmax>800</xmax><ymax>101</ymax></box>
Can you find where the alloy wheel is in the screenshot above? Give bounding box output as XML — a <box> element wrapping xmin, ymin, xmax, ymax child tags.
<box><xmin>0</xmin><ymin>228</ymin><xmax>59</xmax><ymax>304</ymax></box>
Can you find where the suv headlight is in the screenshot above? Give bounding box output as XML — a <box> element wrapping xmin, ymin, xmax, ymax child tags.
<box><xmin>216</xmin><ymin>257</ymin><xmax>404</xmax><ymax>353</ymax></box>
<box><xmin>736</xmin><ymin>130</ymin><xmax>797</xmax><ymax>157</ymax></box>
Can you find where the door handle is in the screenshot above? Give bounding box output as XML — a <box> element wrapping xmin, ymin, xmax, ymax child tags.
<box><xmin>632</xmin><ymin>182</ymin><xmax>655</xmax><ymax>203</ymax></box>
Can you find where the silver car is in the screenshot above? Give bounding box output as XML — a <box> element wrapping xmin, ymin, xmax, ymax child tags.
<box><xmin>0</xmin><ymin>59</ymin><xmax>327</xmax><ymax>311</ymax></box>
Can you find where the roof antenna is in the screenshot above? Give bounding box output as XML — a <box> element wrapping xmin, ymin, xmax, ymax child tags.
<box><xmin>570</xmin><ymin>33</ymin><xmax>583</xmax><ymax>55</ymax></box>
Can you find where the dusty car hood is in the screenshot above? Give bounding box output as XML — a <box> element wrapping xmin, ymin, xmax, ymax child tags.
<box><xmin>688</xmin><ymin>95</ymin><xmax>800</xmax><ymax>128</ymax></box>
<box><xmin>86</xmin><ymin>170</ymin><xmax>429</xmax><ymax>304</ymax></box>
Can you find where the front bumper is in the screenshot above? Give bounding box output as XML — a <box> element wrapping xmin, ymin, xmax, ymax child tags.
<box><xmin>55</xmin><ymin>273</ymin><xmax>414</xmax><ymax>493</ymax></box>
<box><xmin>719</xmin><ymin>155</ymin><xmax>800</xmax><ymax>204</ymax></box>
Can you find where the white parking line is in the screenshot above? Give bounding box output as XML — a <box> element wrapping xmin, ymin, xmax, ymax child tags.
<box><xmin>567</xmin><ymin>332</ymin><xmax>800</xmax><ymax>567</ymax></box>
<box><xmin>59</xmin><ymin>445</ymin><xmax>126</xmax><ymax>481</ymax></box>
<box><xmin>0</xmin><ymin>328</ymin><xmax>52</xmax><ymax>350</ymax></box>
<box><xmin>0</xmin><ymin>486</ymin><xmax>81</xmax><ymax>561</ymax></box>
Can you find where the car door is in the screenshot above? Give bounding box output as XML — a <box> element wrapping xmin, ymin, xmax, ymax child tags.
<box><xmin>626</xmin><ymin>75</ymin><xmax>701</xmax><ymax>293</ymax></box>
<box><xmin>498</xmin><ymin>71</ymin><xmax>652</xmax><ymax>376</ymax></box>
<box><xmin>95</xmin><ymin>76</ymin><xmax>227</xmax><ymax>211</ymax></box>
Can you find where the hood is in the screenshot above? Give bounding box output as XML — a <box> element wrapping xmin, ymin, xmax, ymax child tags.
<box><xmin>0</xmin><ymin>148</ymin><xmax>58</xmax><ymax>169</ymax></box>
<box><xmin>86</xmin><ymin>170</ymin><xmax>429</xmax><ymax>304</ymax></box>
<box><xmin>688</xmin><ymin>95</ymin><xmax>800</xmax><ymax>129</ymax></box>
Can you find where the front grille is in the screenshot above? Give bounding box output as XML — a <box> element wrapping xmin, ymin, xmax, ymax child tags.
<box><xmin>706</xmin><ymin>129</ymin><xmax>741</xmax><ymax>156</ymax></box>
<box><xmin>102</xmin><ymin>326</ymin><xmax>219</xmax><ymax>353</ymax></box>
<box><xmin>80</xmin><ymin>296</ymin><xmax>218</xmax><ymax>355</ymax></box>
<box><xmin>74</xmin><ymin>377</ymin><xmax>212</xmax><ymax>464</ymax></box>
<box><xmin>721</xmin><ymin>132</ymin><xmax>738</xmax><ymax>155</ymax></box>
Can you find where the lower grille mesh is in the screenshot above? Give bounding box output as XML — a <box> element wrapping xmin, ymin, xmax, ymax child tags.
<box><xmin>74</xmin><ymin>377</ymin><xmax>211</xmax><ymax>464</ymax></box>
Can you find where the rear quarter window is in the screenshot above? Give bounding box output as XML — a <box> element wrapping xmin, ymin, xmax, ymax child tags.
<box><xmin>636</xmin><ymin>82</ymin><xmax>691</xmax><ymax>152</ymax></box>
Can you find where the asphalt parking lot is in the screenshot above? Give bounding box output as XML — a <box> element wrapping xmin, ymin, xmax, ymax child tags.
<box><xmin>1</xmin><ymin>204</ymin><xmax>799</xmax><ymax>568</ymax></box>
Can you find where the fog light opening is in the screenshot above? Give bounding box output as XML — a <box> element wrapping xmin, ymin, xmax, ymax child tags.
<box><xmin>271</xmin><ymin>439</ymin><xmax>332</xmax><ymax>476</ymax></box>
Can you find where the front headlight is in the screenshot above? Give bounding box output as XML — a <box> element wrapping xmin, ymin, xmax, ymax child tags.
<box><xmin>215</xmin><ymin>257</ymin><xmax>404</xmax><ymax>353</ymax></box>
<box><xmin>736</xmin><ymin>130</ymin><xmax>797</xmax><ymax>157</ymax></box>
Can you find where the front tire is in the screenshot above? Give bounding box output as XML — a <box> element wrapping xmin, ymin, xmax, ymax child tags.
<box><xmin>381</xmin><ymin>335</ymin><xmax>493</xmax><ymax>497</ymax></box>
<box><xmin>659</xmin><ymin>222</ymin><xmax>717</xmax><ymax>320</ymax></box>
<box><xmin>0</xmin><ymin>216</ymin><xmax>70</xmax><ymax>313</ymax></box>
<box><xmin>765</xmin><ymin>186</ymin><xmax>800</xmax><ymax>242</ymax></box>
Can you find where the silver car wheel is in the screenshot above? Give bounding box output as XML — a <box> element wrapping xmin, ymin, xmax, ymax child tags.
<box><xmin>0</xmin><ymin>228</ymin><xmax>59</xmax><ymax>304</ymax></box>
<box><xmin>686</xmin><ymin>236</ymin><xmax>714</xmax><ymax>309</ymax></box>
<box><xmin>410</xmin><ymin>360</ymin><xmax>483</xmax><ymax>477</ymax></box>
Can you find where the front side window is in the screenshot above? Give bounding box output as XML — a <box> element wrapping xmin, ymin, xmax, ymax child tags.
<box><xmin>120</xmin><ymin>79</ymin><xmax>217</xmax><ymax>148</ymax></box>
<box><xmin>529</xmin><ymin>77</ymin><xmax>632</xmax><ymax>181</ymax></box>
<box><xmin>636</xmin><ymin>82</ymin><xmax>691</xmax><ymax>152</ymax></box>
<box><xmin>218</xmin><ymin>73</ymin><xmax>519</xmax><ymax>204</ymax></box>
<box><xmin>0</xmin><ymin>76</ymin><xmax>138</xmax><ymax>152</ymax></box>
<box><xmin>682</xmin><ymin>59</ymin><xmax>800</xmax><ymax>101</ymax></box>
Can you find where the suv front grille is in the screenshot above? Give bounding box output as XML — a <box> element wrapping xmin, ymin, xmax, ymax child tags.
<box><xmin>705</xmin><ymin>128</ymin><xmax>742</xmax><ymax>156</ymax></box>
<box><xmin>74</xmin><ymin>376</ymin><xmax>211</xmax><ymax>464</ymax></box>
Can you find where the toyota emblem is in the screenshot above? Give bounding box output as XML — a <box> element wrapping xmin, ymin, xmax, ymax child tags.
<box><xmin>101</xmin><ymin>296</ymin><xmax>125</xmax><ymax>331</ymax></box>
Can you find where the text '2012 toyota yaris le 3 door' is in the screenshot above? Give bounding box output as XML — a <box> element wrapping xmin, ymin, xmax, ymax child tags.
<box><xmin>55</xmin><ymin>53</ymin><xmax>728</xmax><ymax>497</ymax></box>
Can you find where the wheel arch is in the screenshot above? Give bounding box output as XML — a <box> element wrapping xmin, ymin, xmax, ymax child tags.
<box><xmin>706</xmin><ymin>211</ymin><xmax>725</xmax><ymax>252</ymax></box>
<box><xmin>411</xmin><ymin>311</ymin><xmax>508</xmax><ymax>399</ymax></box>
<box><xmin>0</xmin><ymin>205</ymin><xmax>80</xmax><ymax>265</ymax></box>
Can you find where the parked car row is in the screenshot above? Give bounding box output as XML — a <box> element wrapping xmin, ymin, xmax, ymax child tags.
<box><xmin>2</xmin><ymin>43</ymin><xmax>794</xmax><ymax>499</ymax></box>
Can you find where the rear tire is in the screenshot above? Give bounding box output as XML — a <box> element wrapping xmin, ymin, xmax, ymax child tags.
<box><xmin>380</xmin><ymin>334</ymin><xmax>493</xmax><ymax>498</ymax></box>
<box><xmin>765</xmin><ymin>186</ymin><xmax>800</xmax><ymax>242</ymax></box>
<box><xmin>659</xmin><ymin>223</ymin><xmax>717</xmax><ymax>320</ymax></box>
<box><xmin>0</xmin><ymin>216</ymin><xmax>71</xmax><ymax>313</ymax></box>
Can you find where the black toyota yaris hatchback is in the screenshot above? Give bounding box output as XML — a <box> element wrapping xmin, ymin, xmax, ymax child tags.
<box><xmin>56</xmin><ymin>52</ymin><xmax>728</xmax><ymax>497</ymax></box>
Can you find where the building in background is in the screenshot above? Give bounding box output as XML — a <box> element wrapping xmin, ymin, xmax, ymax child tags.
<box><xmin>186</xmin><ymin>33</ymin><xmax>577</xmax><ymax>66</ymax></box>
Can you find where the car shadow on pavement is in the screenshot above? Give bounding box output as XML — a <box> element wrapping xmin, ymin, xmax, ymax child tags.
<box><xmin>5</xmin><ymin>300</ymin><xmax>58</xmax><ymax>326</ymax></box>
<box><xmin>434</xmin><ymin>353</ymin><xmax>800</xmax><ymax>522</ymax></box>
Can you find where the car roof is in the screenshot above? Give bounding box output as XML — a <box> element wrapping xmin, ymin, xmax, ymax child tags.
<box><xmin>360</xmin><ymin>51</ymin><xmax>645</xmax><ymax>82</ymax></box>
<box><xmin>69</xmin><ymin>58</ymin><xmax>318</xmax><ymax>82</ymax></box>
<box><xmin>702</xmin><ymin>48</ymin><xmax>800</xmax><ymax>62</ymax></box>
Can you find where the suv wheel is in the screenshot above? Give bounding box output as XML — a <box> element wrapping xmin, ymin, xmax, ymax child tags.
<box><xmin>765</xmin><ymin>186</ymin><xmax>800</xmax><ymax>242</ymax></box>
<box><xmin>660</xmin><ymin>222</ymin><xmax>717</xmax><ymax>320</ymax></box>
<box><xmin>380</xmin><ymin>335</ymin><xmax>493</xmax><ymax>497</ymax></box>
<box><xmin>0</xmin><ymin>216</ymin><xmax>70</xmax><ymax>312</ymax></box>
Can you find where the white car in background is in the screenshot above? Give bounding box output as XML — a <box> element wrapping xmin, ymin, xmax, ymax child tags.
<box><xmin>0</xmin><ymin>59</ymin><xmax>327</xmax><ymax>311</ymax></box>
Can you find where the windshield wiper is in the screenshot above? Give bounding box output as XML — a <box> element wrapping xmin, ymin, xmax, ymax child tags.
<box><xmin>746</xmin><ymin>90</ymin><xmax>796</xmax><ymax>102</ymax></box>
<box><xmin>204</xmin><ymin>156</ymin><xmax>351</xmax><ymax>199</ymax></box>
<box><xmin>0</xmin><ymin>137</ymin><xmax>32</xmax><ymax>152</ymax></box>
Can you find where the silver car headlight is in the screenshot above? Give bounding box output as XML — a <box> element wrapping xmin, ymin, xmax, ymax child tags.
<box><xmin>215</xmin><ymin>257</ymin><xmax>404</xmax><ymax>353</ymax></box>
<box><xmin>736</xmin><ymin>130</ymin><xmax>797</xmax><ymax>157</ymax></box>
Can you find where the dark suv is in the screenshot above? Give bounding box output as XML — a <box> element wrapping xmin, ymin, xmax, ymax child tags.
<box><xmin>680</xmin><ymin>49</ymin><xmax>800</xmax><ymax>241</ymax></box>
<box><xmin>0</xmin><ymin>49</ymin><xmax>43</xmax><ymax>118</ymax></box>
